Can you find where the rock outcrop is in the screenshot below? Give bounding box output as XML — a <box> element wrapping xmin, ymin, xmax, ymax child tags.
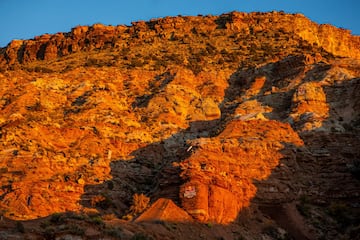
<box><xmin>0</xmin><ymin>11</ymin><xmax>359</xmax><ymax>240</ymax></box>
<box><xmin>1</xmin><ymin>11</ymin><xmax>360</xmax><ymax>68</ymax></box>
<box><xmin>135</xmin><ymin>198</ymin><xmax>193</xmax><ymax>223</ymax></box>
<box><xmin>179</xmin><ymin>120</ymin><xmax>303</xmax><ymax>223</ymax></box>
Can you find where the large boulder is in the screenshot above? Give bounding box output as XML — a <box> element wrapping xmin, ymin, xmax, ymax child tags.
<box><xmin>179</xmin><ymin>120</ymin><xmax>303</xmax><ymax>223</ymax></box>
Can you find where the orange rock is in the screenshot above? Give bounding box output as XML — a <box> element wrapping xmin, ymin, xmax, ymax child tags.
<box><xmin>135</xmin><ymin>198</ymin><xmax>193</xmax><ymax>222</ymax></box>
<box><xmin>180</xmin><ymin>182</ymin><xmax>209</xmax><ymax>222</ymax></box>
<box><xmin>0</xmin><ymin>13</ymin><xmax>359</xmax><ymax>238</ymax></box>
<box><xmin>180</xmin><ymin>120</ymin><xmax>303</xmax><ymax>223</ymax></box>
<box><xmin>291</xmin><ymin>82</ymin><xmax>329</xmax><ymax>130</ymax></box>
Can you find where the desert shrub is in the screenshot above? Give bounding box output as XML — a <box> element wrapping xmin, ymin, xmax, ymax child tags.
<box><xmin>129</xmin><ymin>193</ymin><xmax>150</xmax><ymax>214</ymax></box>
<box><xmin>349</xmin><ymin>225</ymin><xmax>360</xmax><ymax>239</ymax></box>
<box><xmin>122</xmin><ymin>213</ymin><xmax>133</xmax><ymax>221</ymax></box>
<box><xmin>84</xmin><ymin>58</ymin><xmax>99</xmax><ymax>66</ymax></box>
<box><xmin>105</xmin><ymin>226</ymin><xmax>123</xmax><ymax>238</ymax></box>
<box><xmin>262</xmin><ymin>225</ymin><xmax>290</xmax><ymax>240</ymax></box>
<box><xmin>50</xmin><ymin>212</ymin><xmax>66</xmax><ymax>224</ymax></box>
<box><xmin>64</xmin><ymin>212</ymin><xmax>86</xmax><ymax>220</ymax></box>
<box><xmin>297</xmin><ymin>203</ymin><xmax>310</xmax><ymax>218</ymax></box>
<box><xmin>224</xmin><ymin>52</ymin><xmax>240</xmax><ymax>63</ymax></box>
<box><xmin>33</xmin><ymin>66</ymin><xmax>54</xmax><ymax>73</ymax></box>
<box><xmin>15</xmin><ymin>222</ymin><xmax>25</xmax><ymax>233</ymax></box>
<box><xmin>84</xmin><ymin>57</ymin><xmax>112</xmax><ymax>67</ymax></box>
<box><xmin>153</xmin><ymin>59</ymin><xmax>167</xmax><ymax>70</ymax></box>
<box><xmin>129</xmin><ymin>57</ymin><xmax>145</xmax><ymax>68</ymax></box>
<box><xmin>91</xmin><ymin>194</ymin><xmax>113</xmax><ymax>209</ymax></box>
<box><xmin>102</xmin><ymin>213</ymin><xmax>118</xmax><ymax>221</ymax></box>
<box><xmin>262</xmin><ymin>225</ymin><xmax>278</xmax><ymax>238</ymax></box>
<box><xmin>328</xmin><ymin>202</ymin><xmax>352</xmax><ymax>227</ymax></box>
<box><xmin>131</xmin><ymin>232</ymin><xmax>154</xmax><ymax>240</ymax></box>
<box><xmin>66</xmin><ymin>225</ymin><xmax>85</xmax><ymax>236</ymax></box>
<box><xmin>296</xmin><ymin>195</ymin><xmax>311</xmax><ymax>218</ymax></box>
<box><xmin>166</xmin><ymin>53</ymin><xmax>184</xmax><ymax>65</ymax></box>
<box><xmin>40</xmin><ymin>221</ymin><xmax>51</xmax><ymax>229</ymax></box>
<box><xmin>164</xmin><ymin>222</ymin><xmax>177</xmax><ymax>231</ymax></box>
<box><xmin>349</xmin><ymin>159</ymin><xmax>360</xmax><ymax>180</ymax></box>
<box><xmin>206</xmin><ymin>43</ymin><xmax>217</xmax><ymax>55</ymax></box>
<box><xmin>89</xmin><ymin>215</ymin><xmax>104</xmax><ymax>225</ymax></box>
<box><xmin>186</xmin><ymin>60</ymin><xmax>202</xmax><ymax>75</ymax></box>
<box><xmin>26</xmin><ymin>102</ymin><xmax>42</xmax><ymax>112</ymax></box>
<box><xmin>107</xmin><ymin>181</ymin><xmax>114</xmax><ymax>190</ymax></box>
<box><xmin>342</xmin><ymin>122</ymin><xmax>353</xmax><ymax>131</ymax></box>
<box><xmin>43</xmin><ymin>227</ymin><xmax>56</xmax><ymax>240</ymax></box>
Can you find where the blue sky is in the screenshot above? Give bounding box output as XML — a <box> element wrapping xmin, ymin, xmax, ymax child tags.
<box><xmin>0</xmin><ymin>0</ymin><xmax>359</xmax><ymax>47</ymax></box>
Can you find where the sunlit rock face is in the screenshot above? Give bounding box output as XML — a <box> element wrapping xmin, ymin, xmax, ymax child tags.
<box><xmin>0</xmin><ymin>12</ymin><xmax>359</xmax><ymax>240</ymax></box>
<box><xmin>1</xmin><ymin>11</ymin><xmax>360</xmax><ymax>67</ymax></box>
<box><xmin>179</xmin><ymin>120</ymin><xmax>303</xmax><ymax>223</ymax></box>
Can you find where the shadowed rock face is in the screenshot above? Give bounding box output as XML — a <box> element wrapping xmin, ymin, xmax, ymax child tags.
<box><xmin>0</xmin><ymin>11</ymin><xmax>360</xmax><ymax>240</ymax></box>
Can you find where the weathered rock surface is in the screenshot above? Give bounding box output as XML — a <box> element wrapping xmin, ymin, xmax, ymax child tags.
<box><xmin>179</xmin><ymin>120</ymin><xmax>303</xmax><ymax>223</ymax></box>
<box><xmin>0</xmin><ymin>11</ymin><xmax>359</xmax><ymax>240</ymax></box>
<box><xmin>1</xmin><ymin>11</ymin><xmax>360</xmax><ymax>69</ymax></box>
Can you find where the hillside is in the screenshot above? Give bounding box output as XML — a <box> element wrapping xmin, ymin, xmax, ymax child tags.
<box><xmin>0</xmin><ymin>11</ymin><xmax>359</xmax><ymax>239</ymax></box>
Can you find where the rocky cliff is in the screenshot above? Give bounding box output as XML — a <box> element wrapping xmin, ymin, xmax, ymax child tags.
<box><xmin>0</xmin><ymin>11</ymin><xmax>359</xmax><ymax>240</ymax></box>
<box><xmin>1</xmin><ymin>11</ymin><xmax>360</xmax><ymax>69</ymax></box>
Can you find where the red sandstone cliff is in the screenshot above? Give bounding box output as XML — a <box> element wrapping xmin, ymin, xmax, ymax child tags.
<box><xmin>1</xmin><ymin>11</ymin><xmax>360</xmax><ymax>68</ymax></box>
<box><xmin>0</xmin><ymin>11</ymin><xmax>359</xmax><ymax>240</ymax></box>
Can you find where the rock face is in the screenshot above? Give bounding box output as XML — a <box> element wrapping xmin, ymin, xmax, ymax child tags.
<box><xmin>135</xmin><ymin>198</ymin><xmax>193</xmax><ymax>222</ymax></box>
<box><xmin>179</xmin><ymin>120</ymin><xmax>303</xmax><ymax>223</ymax></box>
<box><xmin>0</xmin><ymin>11</ymin><xmax>360</xmax><ymax>240</ymax></box>
<box><xmin>1</xmin><ymin>11</ymin><xmax>360</xmax><ymax>68</ymax></box>
<box><xmin>290</xmin><ymin>81</ymin><xmax>329</xmax><ymax>131</ymax></box>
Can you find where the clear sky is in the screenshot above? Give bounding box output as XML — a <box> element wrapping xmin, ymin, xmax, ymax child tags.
<box><xmin>0</xmin><ymin>0</ymin><xmax>359</xmax><ymax>47</ymax></box>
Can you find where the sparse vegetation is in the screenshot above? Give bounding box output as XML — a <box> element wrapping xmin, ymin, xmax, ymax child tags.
<box><xmin>15</xmin><ymin>222</ymin><xmax>25</xmax><ymax>233</ymax></box>
<box><xmin>50</xmin><ymin>212</ymin><xmax>66</xmax><ymax>224</ymax></box>
<box><xmin>43</xmin><ymin>227</ymin><xmax>56</xmax><ymax>240</ymax></box>
<box><xmin>91</xmin><ymin>194</ymin><xmax>113</xmax><ymax>210</ymax></box>
<box><xmin>65</xmin><ymin>212</ymin><xmax>87</xmax><ymax>220</ymax></box>
<box><xmin>89</xmin><ymin>215</ymin><xmax>104</xmax><ymax>225</ymax></box>
<box><xmin>104</xmin><ymin>226</ymin><xmax>123</xmax><ymax>238</ymax></box>
<box><xmin>327</xmin><ymin>202</ymin><xmax>352</xmax><ymax>228</ymax></box>
<box><xmin>102</xmin><ymin>213</ymin><xmax>118</xmax><ymax>221</ymax></box>
<box><xmin>349</xmin><ymin>159</ymin><xmax>360</xmax><ymax>180</ymax></box>
<box><xmin>296</xmin><ymin>195</ymin><xmax>311</xmax><ymax>218</ymax></box>
<box><xmin>129</xmin><ymin>193</ymin><xmax>150</xmax><ymax>215</ymax></box>
<box><xmin>262</xmin><ymin>224</ymin><xmax>291</xmax><ymax>240</ymax></box>
<box><xmin>130</xmin><ymin>232</ymin><xmax>154</xmax><ymax>240</ymax></box>
<box><xmin>65</xmin><ymin>224</ymin><xmax>85</xmax><ymax>236</ymax></box>
<box><xmin>107</xmin><ymin>180</ymin><xmax>114</xmax><ymax>190</ymax></box>
<box><xmin>262</xmin><ymin>225</ymin><xmax>279</xmax><ymax>238</ymax></box>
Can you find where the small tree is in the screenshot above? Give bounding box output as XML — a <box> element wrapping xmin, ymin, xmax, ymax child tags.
<box><xmin>129</xmin><ymin>193</ymin><xmax>150</xmax><ymax>214</ymax></box>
